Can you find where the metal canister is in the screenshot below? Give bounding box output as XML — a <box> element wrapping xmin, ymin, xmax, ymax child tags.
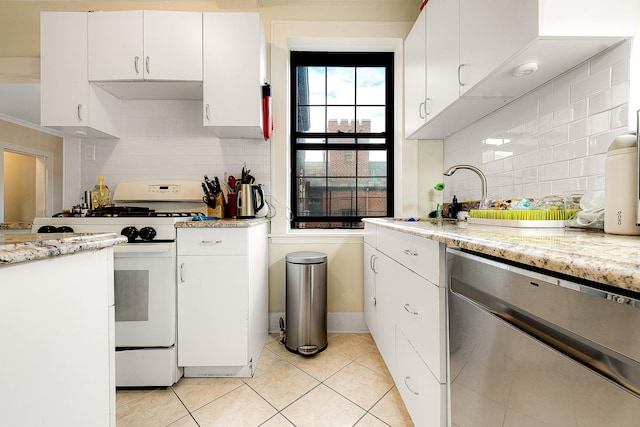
<box><xmin>85</xmin><ymin>190</ymin><xmax>92</xmax><ymax>209</ymax></box>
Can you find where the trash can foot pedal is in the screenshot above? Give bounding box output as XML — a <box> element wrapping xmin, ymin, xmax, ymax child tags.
<box><xmin>297</xmin><ymin>345</ymin><xmax>319</xmax><ymax>356</ymax></box>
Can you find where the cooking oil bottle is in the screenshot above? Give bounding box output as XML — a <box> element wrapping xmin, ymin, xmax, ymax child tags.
<box><xmin>91</xmin><ymin>176</ymin><xmax>111</xmax><ymax>208</ymax></box>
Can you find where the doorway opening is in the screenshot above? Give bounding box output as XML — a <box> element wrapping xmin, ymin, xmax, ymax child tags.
<box><xmin>3</xmin><ymin>150</ymin><xmax>47</xmax><ymax>222</ymax></box>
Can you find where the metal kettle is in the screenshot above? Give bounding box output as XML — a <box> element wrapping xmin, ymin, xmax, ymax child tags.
<box><xmin>236</xmin><ymin>184</ymin><xmax>265</xmax><ymax>218</ymax></box>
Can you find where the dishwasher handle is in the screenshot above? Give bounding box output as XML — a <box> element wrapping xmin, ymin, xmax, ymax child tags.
<box><xmin>451</xmin><ymin>277</ymin><xmax>640</xmax><ymax>398</ymax></box>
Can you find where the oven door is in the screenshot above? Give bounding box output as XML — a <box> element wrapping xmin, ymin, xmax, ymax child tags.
<box><xmin>114</xmin><ymin>242</ymin><xmax>176</xmax><ymax>348</ymax></box>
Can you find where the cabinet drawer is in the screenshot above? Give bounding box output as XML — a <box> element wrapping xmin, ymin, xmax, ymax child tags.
<box><xmin>377</xmin><ymin>226</ymin><xmax>440</xmax><ymax>284</ymax></box>
<box><xmin>394</xmin><ymin>327</ymin><xmax>446</xmax><ymax>427</ymax></box>
<box><xmin>177</xmin><ymin>228</ymin><xmax>247</xmax><ymax>256</ymax></box>
<box><xmin>396</xmin><ymin>269</ymin><xmax>446</xmax><ymax>382</ymax></box>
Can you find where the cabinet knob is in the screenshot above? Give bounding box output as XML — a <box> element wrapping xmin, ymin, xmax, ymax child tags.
<box><xmin>370</xmin><ymin>296</ymin><xmax>377</xmax><ymax>306</ymax></box>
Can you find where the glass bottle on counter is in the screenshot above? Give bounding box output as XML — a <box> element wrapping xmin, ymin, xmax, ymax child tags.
<box><xmin>91</xmin><ymin>176</ymin><xmax>111</xmax><ymax>208</ymax></box>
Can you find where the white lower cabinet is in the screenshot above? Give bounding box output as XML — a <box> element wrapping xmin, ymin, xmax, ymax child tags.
<box><xmin>395</xmin><ymin>327</ymin><xmax>447</xmax><ymax>427</ymax></box>
<box><xmin>363</xmin><ymin>222</ymin><xmax>447</xmax><ymax>426</ymax></box>
<box><xmin>176</xmin><ymin>223</ymin><xmax>268</xmax><ymax>377</ymax></box>
<box><xmin>0</xmin><ymin>248</ymin><xmax>115</xmax><ymax>427</ymax></box>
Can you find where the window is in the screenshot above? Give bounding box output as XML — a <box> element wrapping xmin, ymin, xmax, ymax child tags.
<box><xmin>290</xmin><ymin>51</ymin><xmax>394</xmax><ymax>229</ymax></box>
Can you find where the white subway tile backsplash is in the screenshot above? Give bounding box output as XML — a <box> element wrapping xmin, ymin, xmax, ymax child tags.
<box><xmin>539</xmin><ymin>125</ymin><xmax>568</xmax><ymax>147</ymax></box>
<box><xmin>570</xmin><ymin>68</ymin><xmax>611</xmax><ymax>103</ymax></box>
<box><xmin>553</xmin><ymin>138</ymin><xmax>588</xmax><ymax>162</ymax></box>
<box><xmin>81</xmin><ymin>99</ymin><xmax>271</xmax><ymax>192</ymax></box>
<box><xmin>569</xmin><ymin>153</ymin><xmax>606</xmax><ymax>178</ymax></box>
<box><xmin>539</xmin><ymin>162</ymin><xmax>569</xmax><ymax>181</ymax></box>
<box><xmin>540</xmin><ymin>86</ymin><xmax>570</xmax><ymax>116</ymax></box>
<box><xmin>444</xmin><ymin>42</ymin><xmax>631</xmax><ymax>201</ymax></box>
<box><xmin>589</xmin><ymin>81</ymin><xmax>630</xmax><ymax>114</ymax></box>
<box><xmin>611</xmin><ymin>58</ymin><xmax>630</xmax><ymax>86</ymax></box>
<box><xmin>610</xmin><ymin>104</ymin><xmax>628</xmax><ymax>129</ymax></box>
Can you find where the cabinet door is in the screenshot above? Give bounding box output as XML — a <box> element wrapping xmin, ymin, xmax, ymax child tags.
<box><xmin>403</xmin><ymin>8</ymin><xmax>426</xmax><ymax>137</ymax></box>
<box><xmin>363</xmin><ymin>243</ymin><xmax>378</xmax><ymax>340</ymax></box>
<box><xmin>177</xmin><ymin>255</ymin><xmax>248</xmax><ymax>367</ymax></box>
<box><xmin>374</xmin><ymin>251</ymin><xmax>398</xmax><ymax>373</ymax></box>
<box><xmin>459</xmin><ymin>0</ymin><xmax>537</xmax><ymax>94</ymax></box>
<box><xmin>41</xmin><ymin>12</ymin><xmax>90</xmax><ymax>127</ymax></box>
<box><xmin>143</xmin><ymin>11</ymin><xmax>202</xmax><ymax>81</ymax></box>
<box><xmin>203</xmin><ymin>12</ymin><xmax>266</xmax><ymax>138</ymax></box>
<box><xmin>425</xmin><ymin>0</ymin><xmax>460</xmax><ymax>119</ymax></box>
<box><xmin>88</xmin><ymin>11</ymin><xmax>144</xmax><ymax>81</ymax></box>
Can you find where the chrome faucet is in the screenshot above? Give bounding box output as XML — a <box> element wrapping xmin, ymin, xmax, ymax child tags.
<box><xmin>443</xmin><ymin>164</ymin><xmax>487</xmax><ymax>202</ymax></box>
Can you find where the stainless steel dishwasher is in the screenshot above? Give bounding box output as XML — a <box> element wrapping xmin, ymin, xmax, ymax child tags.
<box><xmin>447</xmin><ymin>248</ymin><xmax>640</xmax><ymax>427</ymax></box>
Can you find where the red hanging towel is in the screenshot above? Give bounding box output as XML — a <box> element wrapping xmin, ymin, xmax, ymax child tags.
<box><xmin>262</xmin><ymin>83</ymin><xmax>273</xmax><ymax>142</ymax></box>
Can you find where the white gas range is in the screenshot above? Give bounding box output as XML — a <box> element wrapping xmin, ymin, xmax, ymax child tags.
<box><xmin>32</xmin><ymin>180</ymin><xmax>206</xmax><ymax>387</ymax></box>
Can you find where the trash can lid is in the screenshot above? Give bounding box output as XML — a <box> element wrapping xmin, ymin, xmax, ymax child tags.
<box><xmin>286</xmin><ymin>251</ymin><xmax>327</xmax><ymax>264</ymax></box>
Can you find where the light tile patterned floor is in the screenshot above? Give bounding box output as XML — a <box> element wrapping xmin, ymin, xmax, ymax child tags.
<box><xmin>116</xmin><ymin>333</ymin><xmax>414</xmax><ymax>426</ymax></box>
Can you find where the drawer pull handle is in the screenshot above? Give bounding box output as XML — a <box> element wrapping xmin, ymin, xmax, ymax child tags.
<box><xmin>404</xmin><ymin>304</ymin><xmax>419</xmax><ymax>315</ymax></box>
<box><xmin>134</xmin><ymin>56</ymin><xmax>140</xmax><ymax>74</ymax></box>
<box><xmin>403</xmin><ymin>249</ymin><xmax>418</xmax><ymax>257</ymax></box>
<box><xmin>404</xmin><ymin>376</ymin><xmax>419</xmax><ymax>395</ymax></box>
<box><xmin>179</xmin><ymin>262</ymin><xmax>185</xmax><ymax>283</ymax></box>
<box><xmin>201</xmin><ymin>240</ymin><xmax>223</xmax><ymax>245</ymax></box>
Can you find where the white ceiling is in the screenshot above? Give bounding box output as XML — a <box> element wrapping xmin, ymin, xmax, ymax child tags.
<box><xmin>0</xmin><ymin>84</ymin><xmax>41</xmax><ymax>125</ymax></box>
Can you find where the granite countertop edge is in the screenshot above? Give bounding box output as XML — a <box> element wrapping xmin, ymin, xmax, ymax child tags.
<box><xmin>0</xmin><ymin>233</ymin><xmax>128</xmax><ymax>266</ymax></box>
<box><xmin>0</xmin><ymin>222</ymin><xmax>33</xmax><ymax>230</ymax></box>
<box><xmin>175</xmin><ymin>218</ymin><xmax>270</xmax><ymax>228</ymax></box>
<box><xmin>365</xmin><ymin>218</ymin><xmax>640</xmax><ymax>294</ymax></box>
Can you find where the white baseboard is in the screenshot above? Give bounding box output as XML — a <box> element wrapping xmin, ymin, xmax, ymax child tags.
<box><xmin>269</xmin><ymin>312</ymin><xmax>369</xmax><ymax>334</ymax></box>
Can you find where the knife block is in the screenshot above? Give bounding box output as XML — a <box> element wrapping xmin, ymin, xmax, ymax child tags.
<box><xmin>206</xmin><ymin>193</ymin><xmax>226</xmax><ymax>219</ymax></box>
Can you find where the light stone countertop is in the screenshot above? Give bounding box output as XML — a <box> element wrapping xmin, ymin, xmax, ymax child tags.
<box><xmin>0</xmin><ymin>222</ymin><xmax>33</xmax><ymax>230</ymax></box>
<box><xmin>175</xmin><ymin>218</ymin><xmax>270</xmax><ymax>228</ymax></box>
<box><xmin>365</xmin><ymin>218</ymin><xmax>640</xmax><ymax>294</ymax></box>
<box><xmin>0</xmin><ymin>233</ymin><xmax>128</xmax><ymax>266</ymax></box>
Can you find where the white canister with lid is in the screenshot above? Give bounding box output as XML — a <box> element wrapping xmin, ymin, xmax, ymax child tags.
<box><xmin>604</xmin><ymin>131</ymin><xmax>640</xmax><ymax>235</ymax></box>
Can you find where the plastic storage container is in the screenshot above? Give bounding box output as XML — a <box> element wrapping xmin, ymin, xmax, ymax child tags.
<box><xmin>285</xmin><ymin>252</ymin><xmax>327</xmax><ymax>356</ymax></box>
<box><xmin>604</xmin><ymin>132</ymin><xmax>640</xmax><ymax>235</ymax></box>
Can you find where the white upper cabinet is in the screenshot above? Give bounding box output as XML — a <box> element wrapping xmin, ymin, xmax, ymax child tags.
<box><xmin>403</xmin><ymin>9</ymin><xmax>426</xmax><ymax>137</ymax></box>
<box><xmin>41</xmin><ymin>12</ymin><xmax>120</xmax><ymax>138</ymax></box>
<box><xmin>88</xmin><ymin>11</ymin><xmax>203</xmax><ymax>82</ymax></box>
<box><xmin>425</xmin><ymin>0</ymin><xmax>459</xmax><ymax>120</ymax></box>
<box><xmin>458</xmin><ymin>0</ymin><xmax>537</xmax><ymax>95</ymax></box>
<box><xmin>406</xmin><ymin>0</ymin><xmax>637</xmax><ymax>139</ymax></box>
<box><xmin>202</xmin><ymin>12</ymin><xmax>268</xmax><ymax>139</ymax></box>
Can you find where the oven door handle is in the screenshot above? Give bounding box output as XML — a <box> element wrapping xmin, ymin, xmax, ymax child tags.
<box><xmin>114</xmin><ymin>243</ymin><xmax>173</xmax><ymax>255</ymax></box>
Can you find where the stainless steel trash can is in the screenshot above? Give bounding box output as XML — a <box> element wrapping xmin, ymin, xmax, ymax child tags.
<box><xmin>285</xmin><ymin>252</ymin><xmax>327</xmax><ymax>356</ymax></box>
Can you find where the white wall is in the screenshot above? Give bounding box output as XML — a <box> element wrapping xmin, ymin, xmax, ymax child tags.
<box><xmin>442</xmin><ymin>40</ymin><xmax>635</xmax><ymax>203</ymax></box>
